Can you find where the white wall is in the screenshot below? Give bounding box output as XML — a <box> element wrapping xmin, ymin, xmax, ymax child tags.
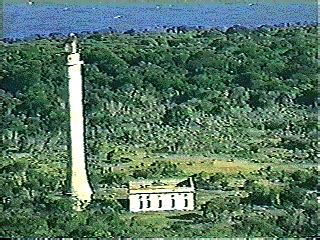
<box><xmin>129</xmin><ymin>192</ymin><xmax>194</xmax><ymax>212</ymax></box>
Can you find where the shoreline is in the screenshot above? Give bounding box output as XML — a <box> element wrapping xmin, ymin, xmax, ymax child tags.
<box><xmin>1</xmin><ymin>21</ymin><xmax>318</xmax><ymax>44</ymax></box>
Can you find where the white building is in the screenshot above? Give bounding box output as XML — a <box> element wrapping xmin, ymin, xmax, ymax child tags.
<box><xmin>128</xmin><ymin>178</ymin><xmax>195</xmax><ymax>212</ymax></box>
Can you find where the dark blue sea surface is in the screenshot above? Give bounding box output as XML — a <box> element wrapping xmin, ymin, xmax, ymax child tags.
<box><xmin>3</xmin><ymin>2</ymin><xmax>317</xmax><ymax>38</ymax></box>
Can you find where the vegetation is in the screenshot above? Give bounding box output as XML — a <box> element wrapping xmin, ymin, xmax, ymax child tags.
<box><xmin>0</xmin><ymin>25</ymin><xmax>318</xmax><ymax>237</ymax></box>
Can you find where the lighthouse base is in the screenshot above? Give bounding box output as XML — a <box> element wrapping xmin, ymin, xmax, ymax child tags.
<box><xmin>72</xmin><ymin>186</ymin><xmax>93</xmax><ymax>211</ymax></box>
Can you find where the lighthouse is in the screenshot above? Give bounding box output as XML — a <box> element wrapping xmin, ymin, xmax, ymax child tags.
<box><xmin>66</xmin><ymin>34</ymin><xmax>93</xmax><ymax>211</ymax></box>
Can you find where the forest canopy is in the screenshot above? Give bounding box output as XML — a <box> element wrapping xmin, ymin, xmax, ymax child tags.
<box><xmin>0</xmin><ymin>25</ymin><xmax>318</xmax><ymax>237</ymax></box>
<box><xmin>1</xmin><ymin>25</ymin><xmax>318</xmax><ymax>162</ymax></box>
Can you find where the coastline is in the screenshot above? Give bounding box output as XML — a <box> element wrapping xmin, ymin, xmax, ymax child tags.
<box><xmin>1</xmin><ymin>21</ymin><xmax>318</xmax><ymax>44</ymax></box>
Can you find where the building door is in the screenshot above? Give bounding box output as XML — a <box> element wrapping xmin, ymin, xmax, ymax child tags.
<box><xmin>171</xmin><ymin>199</ymin><xmax>175</xmax><ymax>208</ymax></box>
<box><xmin>184</xmin><ymin>199</ymin><xmax>188</xmax><ymax>207</ymax></box>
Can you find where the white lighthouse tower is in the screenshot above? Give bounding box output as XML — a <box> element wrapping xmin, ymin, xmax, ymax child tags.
<box><xmin>66</xmin><ymin>34</ymin><xmax>93</xmax><ymax>211</ymax></box>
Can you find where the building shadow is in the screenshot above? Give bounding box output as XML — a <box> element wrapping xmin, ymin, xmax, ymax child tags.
<box><xmin>166</xmin><ymin>212</ymin><xmax>202</xmax><ymax>221</ymax></box>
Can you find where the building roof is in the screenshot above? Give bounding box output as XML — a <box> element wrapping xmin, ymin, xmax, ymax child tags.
<box><xmin>129</xmin><ymin>177</ymin><xmax>194</xmax><ymax>194</ymax></box>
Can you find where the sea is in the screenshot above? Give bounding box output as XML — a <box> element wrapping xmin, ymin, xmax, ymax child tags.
<box><xmin>3</xmin><ymin>1</ymin><xmax>318</xmax><ymax>39</ymax></box>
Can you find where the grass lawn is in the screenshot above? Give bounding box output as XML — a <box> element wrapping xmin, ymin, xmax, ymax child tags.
<box><xmin>108</xmin><ymin>150</ymin><xmax>312</xmax><ymax>177</ymax></box>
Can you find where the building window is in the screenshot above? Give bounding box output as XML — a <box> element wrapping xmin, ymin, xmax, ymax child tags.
<box><xmin>158</xmin><ymin>199</ymin><xmax>162</xmax><ymax>208</ymax></box>
<box><xmin>184</xmin><ymin>199</ymin><xmax>188</xmax><ymax>207</ymax></box>
<box><xmin>139</xmin><ymin>201</ymin><xmax>143</xmax><ymax>209</ymax></box>
<box><xmin>147</xmin><ymin>200</ymin><xmax>151</xmax><ymax>208</ymax></box>
<box><xmin>171</xmin><ymin>199</ymin><xmax>175</xmax><ymax>208</ymax></box>
<box><xmin>139</xmin><ymin>195</ymin><xmax>142</xmax><ymax>199</ymax></box>
<box><xmin>146</xmin><ymin>195</ymin><xmax>150</xmax><ymax>199</ymax></box>
<box><xmin>184</xmin><ymin>193</ymin><xmax>188</xmax><ymax>197</ymax></box>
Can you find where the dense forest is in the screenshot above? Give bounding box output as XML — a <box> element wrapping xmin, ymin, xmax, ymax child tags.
<box><xmin>0</xmin><ymin>24</ymin><xmax>318</xmax><ymax>237</ymax></box>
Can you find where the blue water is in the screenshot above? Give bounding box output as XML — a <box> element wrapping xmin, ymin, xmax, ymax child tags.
<box><xmin>3</xmin><ymin>2</ymin><xmax>317</xmax><ymax>38</ymax></box>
